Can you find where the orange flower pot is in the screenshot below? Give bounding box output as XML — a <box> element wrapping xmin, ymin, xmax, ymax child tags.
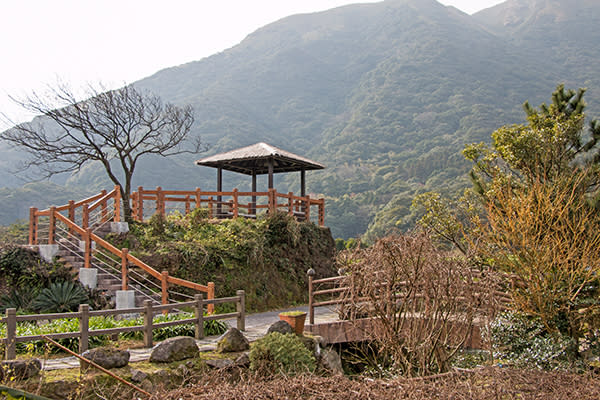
<box><xmin>278</xmin><ymin>312</ymin><xmax>307</xmax><ymax>335</ymax></box>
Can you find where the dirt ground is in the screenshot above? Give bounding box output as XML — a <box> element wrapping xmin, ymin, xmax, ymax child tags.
<box><xmin>155</xmin><ymin>366</ymin><xmax>600</xmax><ymax>400</ymax></box>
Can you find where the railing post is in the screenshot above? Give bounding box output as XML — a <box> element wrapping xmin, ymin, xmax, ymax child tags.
<box><xmin>29</xmin><ymin>207</ymin><xmax>37</xmax><ymax>245</ymax></box>
<box><xmin>195</xmin><ymin>188</ymin><xmax>201</xmax><ymax>209</ymax></box>
<box><xmin>68</xmin><ymin>200</ymin><xmax>75</xmax><ymax>234</ymax></box>
<box><xmin>143</xmin><ymin>300</ymin><xmax>153</xmax><ymax>348</ymax></box>
<box><xmin>121</xmin><ymin>248</ymin><xmax>129</xmax><ymax>291</ymax></box>
<box><xmin>48</xmin><ymin>206</ymin><xmax>56</xmax><ymax>244</ymax></box>
<box><xmin>319</xmin><ymin>199</ymin><xmax>325</xmax><ymax>227</ymax></box>
<box><xmin>208</xmin><ymin>196</ymin><xmax>214</xmax><ymax>218</ymax></box>
<box><xmin>207</xmin><ymin>282</ymin><xmax>215</xmax><ymax>314</ymax></box>
<box><xmin>161</xmin><ymin>271</ymin><xmax>169</xmax><ymax>308</ymax></box>
<box><xmin>304</xmin><ymin>195</ymin><xmax>311</xmax><ymax>222</ymax></box>
<box><xmin>194</xmin><ymin>293</ymin><xmax>204</xmax><ymax>340</ymax></box>
<box><xmin>232</xmin><ymin>189</ymin><xmax>239</xmax><ymax>218</ymax></box>
<box><xmin>82</xmin><ymin>204</ymin><xmax>89</xmax><ymax>230</ymax></box>
<box><xmin>100</xmin><ymin>189</ymin><xmax>108</xmax><ymax>222</ymax></box>
<box><xmin>307</xmin><ymin>268</ymin><xmax>315</xmax><ymax>325</ymax></box>
<box><xmin>113</xmin><ymin>185</ymin><xmax>121</xmax><ymax>222</ymax></box>
<box><xmin>79</xmin><ymin>304</ymin><xmax>90</xmax><ymax>354</ymax></box>
<box><xmin>268</xmin><ymin>189</ymin><xmax>276</xmax><ymax>214</ymax></box>
<box><xmin>185</xmin><ymin>195</ymin><xmax>191</xmax><ymax>215</ymax></box>
<box><xmin>131</xmin><ymin>191</ymin><xmax>137</xmax><ymax>221</ymax></box>
<box><xmin>84</xmin><ymin>229</ymin><xmax>92</xmax><ymax>269</ymax></box>
<box><xmin>236</xmin><ymin>290</ymin><xmax>245</xmax><ymax>331</ymax></box>
<box><xmin>5</xmin><ymin>308</ymin><xmax>16</xmax><ymax>360</ymax></box>
<box><xmin>137</xmin><ymin>186</ymin><xmax>144</xmax><ymax>221</ymax></box>
<box><xmin>155</xmin><ymin>186</ymin><xmax>162</xmax><ymax>217</ymax></box>
<box><xmin>288</xmin><ymin>192</ymin><xmax>293</xmax><ymax>215</ymax></box>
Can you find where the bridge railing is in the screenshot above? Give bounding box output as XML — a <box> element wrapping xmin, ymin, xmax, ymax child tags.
<box><xmin>307</xmin><ymin>269</ymin><xmax>514</xmax><ymax>325</ymax></box>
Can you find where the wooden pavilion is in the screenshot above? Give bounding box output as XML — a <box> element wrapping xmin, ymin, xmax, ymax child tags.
<box><xmin>195</xmin><ymin>142</ymin><xmax>325</xmax><ymax>221</ymax></box>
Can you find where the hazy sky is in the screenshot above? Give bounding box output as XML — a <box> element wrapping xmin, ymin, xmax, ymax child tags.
<box><xmin>0</xmin><ymin>0</ymin><xmax>504</xmax><ymax>128</ymax></box>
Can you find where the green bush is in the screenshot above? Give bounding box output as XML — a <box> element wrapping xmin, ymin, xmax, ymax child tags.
<box><xmin>249</xmin><ymin>332</ymin><xmax>316</xmax><ymax>376</ymax></box>
<box><xmin>32</xmin><ymin>281</ymin><xmax>89</xmax><ymax>313</ymax></box>
<box><xmin>489</xmin><ymin>311</ymin><xmax>579</xmax><ymax>370</ymax></box>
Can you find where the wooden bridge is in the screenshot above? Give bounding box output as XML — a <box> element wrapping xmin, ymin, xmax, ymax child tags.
<box><xmin>304</xmin><ymin>270</ymin><xmax>512</xmax><ymax>349</ymax></box>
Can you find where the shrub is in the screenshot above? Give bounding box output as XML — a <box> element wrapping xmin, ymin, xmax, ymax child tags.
<box><xmin>339</xmin><ymin>232</ymin><xmax>501</xmax><ymax>377</ymax></box>
<box><xmin>249</xmin><ymin>332</ymin><xmax>316</xmax><ymax>376</ymax></box>
<box><xmin>488</xmin><ymin>311</ymin><xmax>579</xmax><ymax>370</ymax></box>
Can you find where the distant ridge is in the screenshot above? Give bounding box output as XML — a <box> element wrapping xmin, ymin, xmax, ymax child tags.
<box><xmin>2</xmin><ymin>0</ymin><xmax>600</xmax><ymax>241</ymax></box>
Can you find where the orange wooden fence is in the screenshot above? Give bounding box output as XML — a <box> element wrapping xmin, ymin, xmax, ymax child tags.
<box><xmin>131</xmin><ymin>187</ymin><xmax>325</xmax><ymax>226</ymax></box>
<box><xmin>28</xmin><ymin>186</ymin><xmax>215</xmax><ymax>311</ymax></box>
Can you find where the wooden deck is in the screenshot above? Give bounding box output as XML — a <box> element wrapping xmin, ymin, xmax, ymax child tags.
<box><xmin>305</xmin><ymin>317</ymin><xmax>484</xmax><ymax>349</ymax></box>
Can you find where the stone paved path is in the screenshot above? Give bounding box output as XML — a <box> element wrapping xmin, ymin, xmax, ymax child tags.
<box><xmin>41</xmin><ymin>305</ymin><xmax>338</xmax><ymax>370</ymax></box>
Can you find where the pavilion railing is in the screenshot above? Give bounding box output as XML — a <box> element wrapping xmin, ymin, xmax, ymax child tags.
<box><xmin>130</xmin><ymin>187</ymin><xmax>325</xmax><ymax>226</ymax></box>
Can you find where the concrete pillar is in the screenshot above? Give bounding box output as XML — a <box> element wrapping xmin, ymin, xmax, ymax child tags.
<box><xmin>110</xmin><ymin>222</ymin><xmax>129</xmax><ymax>233</ymax></box>
<box><xmin>116</xmin><ymin>290</ymin><xmax>136</xmax><ymax>309</ymax></box>
<box><xmin>37</xmin><ymin>244</ymin><xmax>59</xmax><ymax>263</ymax></box>
<box><xmin>79</xmin><ymin>268</ymin><xmax>98</xmax><ymax>289</ymax></box>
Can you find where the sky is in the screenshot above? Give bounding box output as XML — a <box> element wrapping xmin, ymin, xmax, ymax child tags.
<box><xmin>0</xmin><ymin>0</ymin><xmax>504</xmax><ymax>129</ymax></box>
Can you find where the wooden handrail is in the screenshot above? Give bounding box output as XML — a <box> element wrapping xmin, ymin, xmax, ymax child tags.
<box><xmin>88</xmin><ymin>187</ymin><xmax>118</xmax><ymax>213</ymax></box>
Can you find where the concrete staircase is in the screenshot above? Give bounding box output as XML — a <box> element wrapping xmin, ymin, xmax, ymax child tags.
<box><xmin>55</xmin><ymin>223</ymin><xmax>158</xmax><ymax>307</ymax></box>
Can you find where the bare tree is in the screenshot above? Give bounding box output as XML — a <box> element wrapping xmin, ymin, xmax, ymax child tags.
<box><xmin>1</xmin><ymin>83</ymin><xmax>201</xmax><ymax>221</ymax></box>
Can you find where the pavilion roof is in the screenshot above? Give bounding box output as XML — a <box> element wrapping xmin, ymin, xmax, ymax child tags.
<box><xmin>195</xmin><ymin>142</ymin><xmax>325</xmax><ymax>175</ymax></box>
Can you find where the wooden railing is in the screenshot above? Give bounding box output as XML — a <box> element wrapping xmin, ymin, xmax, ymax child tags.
<box><xmin>29</xmin><ymin>186</ymin><xmax>122</xmax><ymax>245</ymax></box>
<box><xmin>306</xmin><ymin>270</ymin><xmax>513</xmax><ymax>325</ymax></box>
<box><xmin>1</xmin><ymin>291</ymin><xmax>245</xmax><ymax>360</ymax></box>
<box><xmin>131</xmin><ymin>187</ymin><xmax>325</xmax><ymax>226</ymax></box>
<box><xmin>28</xmin><ymin>187</ymin><xmax>215</xmax><ymax>310</ymax></box>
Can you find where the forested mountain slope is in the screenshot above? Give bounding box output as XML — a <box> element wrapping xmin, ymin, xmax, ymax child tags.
<box><xmin>1</xmin><ymin>0</ymin><xmax>599</xmax><ymax>240</ymax></box>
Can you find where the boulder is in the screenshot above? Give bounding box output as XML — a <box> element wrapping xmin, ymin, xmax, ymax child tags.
<box><xmin>267</xmin><ymin>320</ymin><xmax>293</xmax><ymax>335</ymax></box>
<box><xmin>81</xmin><ymin>347</ymin><xmax>130</xmax><ymax>369</ymax></box>
<box><xmin>1</xmin><ymin>359</ymin><xmax>41</xmax><ymax>380</ymax></box>
<box><xmin>149</xmin><ymin>336</ymin><xmax>199</xmax><ymax>363</ymax></box>
<box><xmin>217</xmin><ymin>328</ymin><xmax>250</xmax><ymax>353</ymax></box>
<box><xmin>130</xmin><ymin>369</ymin><xmax>148</xmax><ymax>383</ymax></box>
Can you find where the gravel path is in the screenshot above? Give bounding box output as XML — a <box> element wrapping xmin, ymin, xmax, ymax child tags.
<box><xmin>41</xmin><ymin>305</ymin><xmax>338</xmax><ymax>370</ymax></box>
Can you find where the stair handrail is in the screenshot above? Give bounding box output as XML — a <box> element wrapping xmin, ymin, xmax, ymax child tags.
<box><xmin>30</xmin><ymin>190</ymin><xmax>215</xmax><ymax>310</ymax></box>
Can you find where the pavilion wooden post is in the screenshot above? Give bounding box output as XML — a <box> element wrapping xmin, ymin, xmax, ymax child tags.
<box><xmin>217</xmin><ymin>167</ymin><xmax>222</xmax><ymax>217</ymax></box>
<box><xmin>301</xmin><ymin>168</ymin><xmax>306</xmax><ymax>215</ymax></box>
<box><xmin>268</xmin><ymin>159</ymin><xmax>274</xmax><ymax>189</ymax></box>
<box><xmin>251</xmin><ymin>172</ymin><xmax>257</xmax><ymax>215</ymax></box>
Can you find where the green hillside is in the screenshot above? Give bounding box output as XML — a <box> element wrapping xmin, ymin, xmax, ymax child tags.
<box><xmin>1</xmin><ymin>0</ymin><xmax>599</xmax><ymax>240</ymax></box>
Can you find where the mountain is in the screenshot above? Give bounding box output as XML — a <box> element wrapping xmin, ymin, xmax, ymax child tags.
<box><xmin>1</xmin><ymin>0</ymin><xmax>600</xmax><ymax>240</ymax></box>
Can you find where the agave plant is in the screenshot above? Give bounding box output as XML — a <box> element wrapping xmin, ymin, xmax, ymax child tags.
<box><xmin>0</xmin><ymin>288</ymin><xmax>37</xmax><ymax>313</ymax></box>
<box><xmin>32</xmin><ymin>281</ymin><xmax>89</xmax><ymax>313</ymax></box>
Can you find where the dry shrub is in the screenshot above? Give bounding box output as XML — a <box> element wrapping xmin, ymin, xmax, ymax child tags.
<box><xmin>338</xmin><ymin>231</ymin><xmax>499</xmax><ymax>377</ymax></box>
<box><xmin>155</xmin><ymin>367</ymin><xmax>600</xmax><ymax>400</ymax></box>
<box><xmin>480</xmin><ymin>173</ymin><xmax>600</xmax><ymax>335</ymax></box>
